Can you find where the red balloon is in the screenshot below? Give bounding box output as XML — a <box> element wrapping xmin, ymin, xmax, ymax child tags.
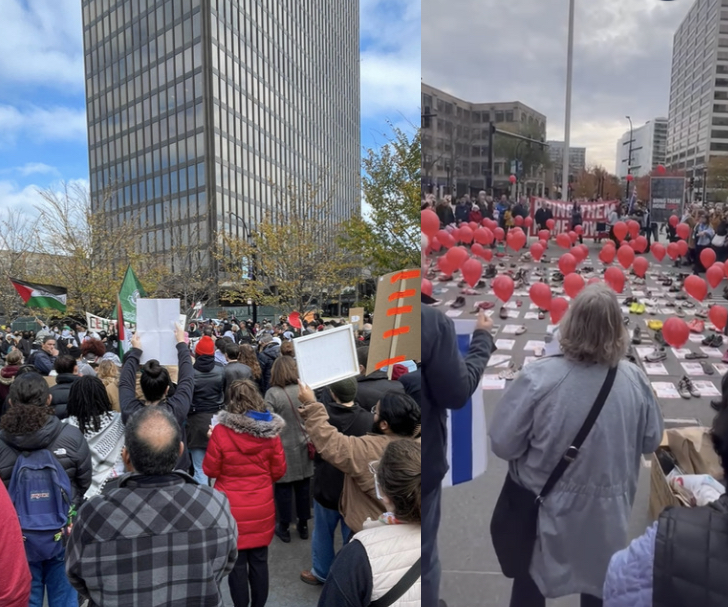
<box><xmin>556</xmin><ymin>233</ymin><xmax>571</xmax><ymax>249</ymax></box>
<box><xmin>574</xmin><ymin>225</ymin><xmax>584</xmax><ymax>235</ymax></box>
<box><xmin>563</xmin><ymin>273</ymin><xmax>585</xmax><ymax>299</ymax></box>
<box><xmin>546</xmin><ymin>218</ymin><xmax>555</xmax><ymax>230</ymax></box>
<box><xmin>437</xmin><ymin>229</ymin><xmax>455</xmax><ymax>249</ymax></box>
<box><xmin>599</xmin><ymin>245</ymin><xmax>616</xmax><ymax>265</ymax></box>
<box><xmin>709</xmin><ymin>305</ymin><xmax>728</xmax><ymax>331</ymax></box>
<box><xmin>626</xmin><ymin>174</ymin><xmax>634</xmax><ymax>182</ymax></box>
<box><xmin>587</xmin><ymin>277</ymin><xmax>601</xmax><ymax>285</ymax></box>
<box><xmin>422</xmin><ymin>278</ymin><xmax>433</xmax><ymax>297</ymax></box>
<box><xmin>701</xmin><ymin>247</ymin><xmax>717</xmax><ymax>269</ymax></box>
<box><xmin>604</xmin><ymin>267</ymin><xmax>625</xmax><ymax>293</ymax></box>
<box><xmin>669</xmin><ymin>215</ymin><xmax>679</xmax><ymax>228</ymax></box>
<box><xmin>421</xmin><ymin>210</ymin><xmax>439</xmax><ymax>237</ymax></box>
<box><xmin>613</xmin><ymin>222</ymin><xmax>628</xmax><ymax>242</ymax></box>
<box><xmin>494</xmin><ymin>227</ymin><xmax>505</xmax><ymax>242</ymax></box>
<box><xmin>570</xmin><ymin>245</ymin><xmax>586</xmax><ymax>263</ymax></box>
<box><xmin>628</xmin><ymin>239</ymin><xmax>639</xmax><ymax>251</ymax></box>
<box><xmin>462</xmin><ymin>258</ymin><xmax>483</xmax><ymax>288</ymax></box>
<box><xmin>568</xmin><ymin>231</ymin><xmax>578</xmax><ymax>244</ymax></box>
<box><xmin>524</xmin><ymin>216</ymin><xmax>533</xmax><ymax>229</ymax></box>
<box><xmin>662</xmin><ymin>317</ymin><xmax>690</xmax><ymax>348</ymax></box>
<box><xmin>633</xmin><ymin>235</ymin><xmax>648</xmax><ymax>253</ymax></box>
<box><xmin>651</xmin><ymin>243</ymin><xmax>666</xmax><ymax>262</ymax></box>
<box><xmin>481</xmin><ymin>248</ymin><xmax>493</xmax><ymax>262</ymax></box>
<box><xmin>430</xmin><ymin>237</ymin><xmax>442</xmax><ymax>252</ymax></box>
<box><xmin>617</xmin><ymin>245</ymin><xmax>635</xmax><ymax>269</ymax></box>
<box><xmin>493</xmin><ymin>275</ymin><xmax>515</xmax><ymax>303</ymax></box>
<box><xmin>666</xmin><ymin>242</ymin><xmax>679</xmax><ymax>260</ymax></box>
<box><xmin>575</xmin><ymin>244</ymin><xmax>590</xmax><ymax>262</ymax></box>
<box><xmin>507</xmin><ymin>230</ymin><xmax>527</xmax><ymax>252</ymax></box>
<box><xmin>657</xmin><ymin>164</ymin><xmax>666</xmax><ymax>175</ymax></box>
<box><xmin>514</xmin><ymin>215</ymin><xmax>524</xmax><ymax>226</ymax></box>
<box><xmin>676</xmin><ymin>223</ymin><xmax>690</xmax><ymax>240</ymax></box>
<box><xmin>633</xmin><ymin>257</ymin><xmax>649</xmax><ymax>278</ymax></box>
<box><xmin>485</xmin><ymin>219</ymin><xmax>498</xmax><ymax>231</ymax></box>
<box><xmin>469</xmin><ymin>221</ymin><xmax>478</xmax><ymax>231</ymax></box>
<box><xmin>474</xmin><ymin>227</ymin><xmax>490</xmax><ymax>245</ymax></box>
<box><xmin>539</xmin><ymin>239</ymin><xmax>549</xmax><ymax>250</ymax></box>
<box><xmin>707</xmin><ymin>263</ymin><xmax>725</xmax><ymax>289</ymax></box>
<box><xmin>471</xmin><ymin>242</ymin><xmax>485</xmax><ymax>258</ymax></box>
<box><xmin>458</xmin><ymin>226</ymin><xmax>474</xmax><ymax>244</ymax></box>
<box><xmin>530</xmin><ymin>242</ymin><xmax>544</xmax><ymax>261</ymax></box>
<box><xmin>438</xmin><ymin>256</ymin><xmax>456</xmax><ymax>275</ymax></box>
<box><xmin>627</xmin><ymin>220</ymin><xmax>640</xmax><ymax>240</ymax></box>
<box><xmin>446</xmin><ymin>246</ymin><xmax>469</xmax><ymax>270</ymax></box>
<box><xmin>559</xmin><ymin>253</ymin><xmax>577</xmax><ymax>276</ymax></box>
<box><xmin>677</xmin><ymin>240</ymin><xmax>688</xmax><ymax>257</ymax></box>
<box><xmin>509</xmin><ymin>174</ymin><xmax>517</xmax><ymax>184</ymax></box>
<box><xmin>529</xmin><ymin>282</ymin><xmax>552</xmax><ymax>310</ymax></box>
<box><xmin>550</xmin><ymin>297</ymin><xmax>569</xmax><ymax>324</ymax></box>
<box><xmin>538</xmin><ymin>229</ymin><xmax>551</xmax><ymax>242</ymax></box>
<box><xmin>684</xmin><ymin>275</ymin><xmax>708</xmax><ymax>302</ymax></box>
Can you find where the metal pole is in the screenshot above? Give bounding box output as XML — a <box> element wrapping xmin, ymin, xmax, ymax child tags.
<box><xmin>625</xmin><ymin>116</ymin><xmax>633</xmax><ymax>201</ymax></box>
<box><xmin>562</xmin><ymin>0</ymin><xmax>575</xmax><ymax>202</ymax></box>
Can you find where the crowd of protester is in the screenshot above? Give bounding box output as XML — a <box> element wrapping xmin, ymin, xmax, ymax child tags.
<box><xmin>0</xmin><ymin>311</ymin><xmax>421</xmax><ymax>606</ymax></box>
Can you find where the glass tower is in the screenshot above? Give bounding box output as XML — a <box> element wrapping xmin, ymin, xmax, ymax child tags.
<box><xmin>81</xmin><ymin>0</ymin><xmax>360</xmax><ymax>272</ymax></box>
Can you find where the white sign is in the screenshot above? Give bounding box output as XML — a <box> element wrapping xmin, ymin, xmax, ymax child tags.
<box><xmin>294</xmin><ymin>324</ymin><xmax>359</xmax><ymax>389</ymax></box>
<box><xmin>137</xmin><ymin>299</ymin><xmax>181</xmax><ymax>366</ymax></box>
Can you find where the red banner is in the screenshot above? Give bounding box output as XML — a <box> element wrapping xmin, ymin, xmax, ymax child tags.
<box><xmin>529</xmin><ymin>198</ymin><xmax>617</xmax><ymax>239</ymax></box>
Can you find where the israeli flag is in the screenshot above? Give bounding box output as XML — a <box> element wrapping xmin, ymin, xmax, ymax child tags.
<box><xmin>443</xmin><ymin>319</ymin><xmax>488</xmax><ymax>487</ymax></box>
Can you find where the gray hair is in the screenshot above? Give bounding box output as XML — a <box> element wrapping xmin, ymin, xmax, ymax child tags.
<box><xmin>558</xmin><ymin>283</ymin><xmax>628</xmax><ymax>367</ymax></box>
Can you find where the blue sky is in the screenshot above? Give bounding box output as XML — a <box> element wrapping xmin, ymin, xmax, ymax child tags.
<box><xmin>0</xmin><ymin>0</ymin><xmax>420</xmax><ymax>212</ymax></box>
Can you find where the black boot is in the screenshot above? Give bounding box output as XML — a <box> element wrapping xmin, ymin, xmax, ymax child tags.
<box><xmin>297</xmin><ymin>520</ymin><xmax>309</xmax><ymax>540</ymax></box>
<box><xmin>275</xmin><ymin>523</ymin><xmax>291</xmax><ymax>543</ymax></box>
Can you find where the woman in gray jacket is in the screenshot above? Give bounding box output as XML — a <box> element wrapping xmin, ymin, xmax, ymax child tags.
<box><xmin>264</xmin><ymin>356</ymin><xmax>314</xmax><ymax>543</ymax></box>
<box><xmin>489</xmin><ymin>283</ymin><xmax>664</xmax><ymax>607</ymax></box>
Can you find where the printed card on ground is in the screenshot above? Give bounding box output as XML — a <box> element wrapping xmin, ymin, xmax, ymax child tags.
<box><xmin>652</xmin><ymin>382</ymin><xmax>682</xmax><ymax>399</ymax></box>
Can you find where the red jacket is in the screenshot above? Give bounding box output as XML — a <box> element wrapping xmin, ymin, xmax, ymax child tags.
<box><xmin>203</xmin><ymin>410</ymin><xmax>286</xmax><ymax>550</ymax></box>
<box><xmin>0</xmin><ymin>482</ymin><xmax>30</xmax><ymax>606</ymax></box>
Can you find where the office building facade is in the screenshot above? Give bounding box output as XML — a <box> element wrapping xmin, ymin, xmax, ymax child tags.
<box><xmin>545</xmin><ymin>140</ymin><xmax>586</xmax><ymax>184</ymax></box>
<box><xmin>421</xmin><ymin>82</ymin><xmax>547</xmax><ymax>198</ymax></box>
<box><xmin>615</xmin><ymin>118</ymin><xmax>668</xmax><ymax>179</ymax></box>
<box><xmin>666</xmin><ymin>0</ymin><xmax>728</xmax><ymax>177</ymax></box>
<box><xmin>81</xmin><ymin>0</ymin><xmax>360</xmax><ymax>272</ymax></box>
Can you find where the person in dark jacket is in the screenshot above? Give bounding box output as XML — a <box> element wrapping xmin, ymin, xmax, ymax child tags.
<box><xmin>31</xmin><ymin>335</ymin><xmax>58</xmax><ymax>376</ymax></box>
<box><xmin>0</xmin><ymin>372</ymin><xmax>92</xmax><ymax>607</ymax></box>
<box><xmin>604</xmin><ymin>403</ymin><xmax>728</xmax><ymax>607</ymax></box>
<box><xmin>16</xmin><ymin>331</ymin><xmax>32</xmax><ymax>359</ymax></box>
<box><xmin>422</xmin><ymin>300</ymin><xmax>494</xmax><ymax>607</ymax></box>
<box><xmin>188</xmin><ymin>335</ymin><xmax>225</xmax><ymax>486</ymax></box>
<box><xmin>257</xmin><ymin>334</ymin><xmax>280</xmax><ymax>393</ymax></box>
<box><xmin>398</xmin><ymin>364</ymin><xmax>421</xmax><ymax>406</ymax></box>
<box><xmin>435</xmin><ymin>201</ymin><xmax>455</xmax><ymax>226</ymax></box>
<box><xmin>0</xmin><ymin>349</ymin><xmax>23</xmax><ymax>412</ymax></box>
<box><xmin>351</xmin><ymin>346</ymin><xmax>405</xmax><ymax>412</ymax></box>
<box><xmin>119</xmin><ymin>324</ymin><xmax>194</xmax><ymax>474</ymax></box>
<box><xmin>223</xmin><ymin>342</ymin><xmax>252</xmax><ymax>392</ymax></box>
<box><xmin>299</xmin><ymin>377</ymin><xmax>372</xmax><ymax>586</ymax></box>
<box><xmin>48</xmin><ymin>354</ymin><xmax>80</xmax><ymax>420</ymax></box>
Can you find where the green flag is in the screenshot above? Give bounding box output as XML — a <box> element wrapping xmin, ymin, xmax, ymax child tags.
<box><xmin>116</xmin><ymin>266</ymin><xmax>146</xmax><ymax>325</ymax></box>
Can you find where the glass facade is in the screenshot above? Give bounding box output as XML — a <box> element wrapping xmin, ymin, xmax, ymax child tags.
<box><xmin>81</xmin><ymin>0</ymin><xmax>360</xmax><ymax>271</ymax></box>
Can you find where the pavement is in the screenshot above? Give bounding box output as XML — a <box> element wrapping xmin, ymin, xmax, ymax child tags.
<box><xmin>431</xmin><ymin>238</ymin><xmax>721</xmax><ymax>606</ymax></box>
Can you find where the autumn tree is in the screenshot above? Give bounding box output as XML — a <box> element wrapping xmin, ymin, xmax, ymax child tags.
<box><xmin>219</xmin><ymin>180</ymin><xmax>354</xmax><ymax>315</ymax></box>
<box><xmin>494</xmin><ymin>122</ymin><xmax>551</xmax><ymax>185</ymax></box>
<box><xmin>0</xmin><ymin>210</ymin><xmax>40</xmax><ymax>317</ymax></box>
<box><xmin>341</xmin><ymin>126</ymin><xmax>419</xmax><ymax>274</ymax></box>
<box><xmin>571</xmin><ymin>166</ymin><xmax>623</xmax><ymax>200</ymax></box>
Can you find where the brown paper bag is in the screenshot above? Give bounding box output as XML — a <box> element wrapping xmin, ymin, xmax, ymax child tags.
<box><xmin>666</xmin><ymin>427</ymin><xmax>724</xmax><ymax>482</ymax></box>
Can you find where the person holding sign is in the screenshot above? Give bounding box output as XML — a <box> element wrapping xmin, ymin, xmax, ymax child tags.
<box><xmin>119</xmin><ymin>324</ymin><xmax>194</xmax><ymax>475</ymax></box>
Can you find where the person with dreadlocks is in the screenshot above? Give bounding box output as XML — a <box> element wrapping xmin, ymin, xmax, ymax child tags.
<box><xmin>65</xmin><ymin>376</ymin><xmax>126</xmax><ymax>499</ymax></box>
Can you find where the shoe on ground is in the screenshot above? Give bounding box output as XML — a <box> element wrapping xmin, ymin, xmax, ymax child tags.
<box><xmin>683</xmin><ymin>375</ymin><xmax>701</xmax><ymax>398</ymax></box>
<box><xmin>677</xmin><ymin>377</ymin><xmax>692</xmax><ymax>399</ymax></box>
<box><xmin>645</xmin><ymin>347</ymin><xmax>667</xmax><ymax>362</ymax></box>
<box><xmin>713</xmin><ymin>335</ymin><xmax>724</xmax><ymax>347</ymax></box>
<box><xmin>648</xmin><ymin>320</ymin><xmax>664</xmax><ymax>331</ymax></box>
<box><xmin>515</xmin><ymin>326</ymin><xmax>527</xmax><ymax>335</ymax></box>
<box><xmin>275</xmin><ymin>523</ymin><xmax>291</xmax><ymax>543</ymax></box>
<box><xmin>499</xmin><ymin>307</ymin><xmax>509</xmax><ymax>320</ymax></box>
<box><xmin>654</xmin><ymin>329</ymin><xmax>666</xmax><ymax>346</ymax></box>
<box><xmin>451</xmin><ymin>296</ymin><xmax>466</xmax><ymax>309</ymax></box>
<box><xmin>701</xmin><ymin>361</ymin><xmax>715</xmax><ymax>375</ymax></box>
<box><xmin>702</xmin><ymin>333</ymin><xmax>717</xmax><ymax>346</ymax></box>
<box><xmin>297</xmin><ymin>521</ymin><xmax>309</xmax><ymax>540</ymax></box>
<box><xmin>300</xmin><ymin>570</ymin><xmax>323</xmax><ymax>586</ymax></box>
<box><xmin>632</xmin><ymin>326</ymin><xmax>642</xmax><ymax>345</ymax></box>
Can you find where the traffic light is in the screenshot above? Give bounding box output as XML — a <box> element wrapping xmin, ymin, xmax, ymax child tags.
<box><xmin>689</xmin><ymin>177</ymin><xmax>695</xmax><ymax>188</ymax></box>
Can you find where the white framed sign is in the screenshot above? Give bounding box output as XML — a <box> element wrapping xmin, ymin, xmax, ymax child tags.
<box><xmin>294</xmin><ymin>324</ymin><xmax>359</xmax><ymax>389</ymax></box>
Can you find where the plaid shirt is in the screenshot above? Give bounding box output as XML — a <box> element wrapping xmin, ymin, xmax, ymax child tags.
<box><xmin>66</xmin><ymin>472</ymin><xmax>237</xmax><ymax>606</ymax></box>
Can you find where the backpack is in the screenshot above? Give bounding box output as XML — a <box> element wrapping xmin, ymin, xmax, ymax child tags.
<box><xmin>8</xmin><ymin>448</ymin><xmax>73</xmax><ymax>562</ymax></box>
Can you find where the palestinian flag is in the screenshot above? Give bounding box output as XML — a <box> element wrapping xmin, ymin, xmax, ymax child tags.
<box><xmin>117</xmin><ymin>294</ymin><xmax>131</xmax><ymax>358</ymax></box>
<box><xmin>11</xmin><ymin>279</ymin><xmax>67</xmax><ymax>312</ymax></box>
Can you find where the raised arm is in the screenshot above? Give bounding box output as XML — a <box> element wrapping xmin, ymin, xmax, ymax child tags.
<box><xmin>118</xmin><ymin>334</ymin><xmax>142</xmax><ymax>424</ymax></box>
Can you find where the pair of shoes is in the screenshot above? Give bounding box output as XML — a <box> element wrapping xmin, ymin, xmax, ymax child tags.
<box><xmin>678</xmin><ymin>375</ymin><xmax>701</xmax><ymax>399</ymax></box>
<box><xmin>451</xmin><ymin>297</ymin><xmax>466</xmax><ymax>309</ymax></box>
<box><xmin>297</xmin><ymin>521</ymin><xmax>309</xmax><ymax>540</ymax></box>
<box><xmin>499</xmin><ymin>307</ymin><xmax>509</xmax><ymax>320</ymax></box>
<box><xmin>630</xmin><ymin>303</ymin><xmax>646</xmax><ymax>314</ymax></box>
<box><xmin>484</xmin><ymin>265</ymin><xmax>497</xmax><ymax>279</ymax></box>
<box><xmin>275</xmin><ymin>523</ymin><xmax>291</xmax><ymax>543</ymax></box>
<box><xmin>647</xmin><ymin>320</ymin><xmax>664</xmax><ymax>331</ymax></box>
<box><xmin>644</xmin><ymin>347</ymin><xmax>666</xmax><ymax>362</ymax></box>
<box><xmin>685</xmin><ymin>351</ymin><xmax>708</xmax><ymax>360</ymax></box>
<box><xmin>688</xmin><ymin>319</ymin><xmax>705</xmax><ymax>333</ymax></box>
<box><xmin>703</xmin><ymin>334</ymin><xmax>724</xmax><ymax>348</ymax></box>
<box><xmin>471</xmin><ymin>301</ymin><xmax>495</xmax><ymax>313</ymax></box>
<box><xmin>300</xmin><ymin>570</ymin><xmax>323</xmax><ymax>586</ymax></box>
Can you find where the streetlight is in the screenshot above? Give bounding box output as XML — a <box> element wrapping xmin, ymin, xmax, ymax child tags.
<box><xmin>625</xmin><ymin>115</ymin><xmax>634</xmax><ymax>201</ymax></box>
<box><xmin>228</xmin><ymin>211</ymin><xmax>258</xmax><ymax>324</ymax></box>
<box><xmin>562</xmin><ymin>0</ymin><xmax>575</xmax><ymax>203</ymax></box>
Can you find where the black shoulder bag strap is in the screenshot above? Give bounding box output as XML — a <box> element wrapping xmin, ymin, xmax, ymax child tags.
<box><xmin>368</xmin><ymin>557</ymin><xmax>421</xmax><ymax>607</ymax></box>
<box><xmin>536</xmin><ymin>366</ymin><xmax>617</xmax><ymax>504</ymax></box>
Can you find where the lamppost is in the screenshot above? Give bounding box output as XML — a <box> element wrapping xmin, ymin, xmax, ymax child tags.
<box><xmin>228</xmin><ymin>211</ymin><xmax>258</xmax><ymax>324</ymax></box>
<box><xmin>625</xmin><ymin>115</ymin><xmax>634</xmax><ymax>201</ymax></box>
<box><xmin>561</xmin><ymin>0</ymin><xmax>575</xmax><ymax>205</ymax></box>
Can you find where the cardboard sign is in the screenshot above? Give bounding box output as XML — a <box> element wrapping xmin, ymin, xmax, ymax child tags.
<box><xmin>349</xmin><ymin>307</ymin><xmax>365</xmax><ymax>331</ymax></box>
<box><xmin>136</xmin><ymin>299</ymin><xmax>181</xmax><ymax>366</ymax></box>
<box><xmin>294</xmin><ymin>324</ymin><xmax>360</xmax><ymax>389</ymax></box>
<box><xmin>86</xmin><ymin>313</ymin><xmax>133</xmax><ymax>334</ymax></box>
<box><xmin>366</xmin><ymin>269</ymin><xmax>421</xmax><ymax>377</ymax></box>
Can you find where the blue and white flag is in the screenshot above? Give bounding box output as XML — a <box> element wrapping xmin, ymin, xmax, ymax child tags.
<box><xmin>627</xmin><ymin>188</ymin><xmax>637</xmax><ymax>215</ymax></box>
<box><xmin>443</xmin><ymin>319</ymin><xmax>488</xmax><ymax>487</ymax></box>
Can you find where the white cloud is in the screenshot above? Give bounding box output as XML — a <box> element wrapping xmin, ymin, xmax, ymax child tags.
<box><xmin>0</xmin><ymin>105</ymin><xmax>87</xmax><ymax>146</ymax></box>
<box><xmin>4</xmin><ymin>163</ymin><xmax>60</xmax><ymax>178</ymax></box>
<box><xmin>0</xmin><ymin>0</ymin><xmax>84</xmax><ymax>91</ymax></box>
<box><xmin>0</xmin><ymin>178</ymin><xmax>89</xmax><ymax>217</ymax></box>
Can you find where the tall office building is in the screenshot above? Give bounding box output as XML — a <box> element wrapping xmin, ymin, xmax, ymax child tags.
<box><xmin>666</xmin><ymin>0</ymin><xmax>728</xmax><ymax>177</ymax></box>
<box><xmin>545</xmin><ymin>140</ymin><xmax>586</xmax><ymax>183</ymax></box>
<box><xmin>81</xmin><ymin>0</ymin><xmax>360</xmax><ymax>272</ymax></box>
<box><xmin>615</xmin><ymin>118</ymin><xmax>668</xmax><ymax>178</ymax></box>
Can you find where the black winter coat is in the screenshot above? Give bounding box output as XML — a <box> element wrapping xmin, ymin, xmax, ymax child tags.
<box><xmin>354</xmin><ymin>371</ymin><xmax>406</xmax><ymax>412</ymax></box>
<box><xmin>258</xmin><ymin>345</ymin><xmax>280</xmax><ymax>393</ymax></box>
<box><xmin>0</xmin><ymin>415</ymin><xmax>92</xmax><ymax>507</ymax></box>
<box><xmin>187</xmin><ymin>361</ymin><xmax>225</xmax><ymax>450</ymax></box>
<box><xmin>49</xmin><ymin>374</ymin><xmax>79</xmax><ymax>420</ymax></box>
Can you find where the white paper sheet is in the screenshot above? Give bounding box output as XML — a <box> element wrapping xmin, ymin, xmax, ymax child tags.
<box><xmin>495</xmin><ymin>339</ymin><xmax>515</xmax><ymax>351</ymax></box>
<box><xmin>643</xmin><ymin>362</ymin><xmax>669</xmax><ymax>375</ymax></box>
<box><xmin>137</xmin><ymin>298</ymin><xmax>182</xmax><ymax>366</ymax></box>
<box><xmin>487</xmin><ymin>354</ymin><xmax>512</xmax><ymax>368</ymax></box>
<box><xmin>635</xmin><ymin>346</ymin><xmax>657</xmax><ymax>359</ymax></box>
<box><xmin>681</xmin><ymin>362</ymin><xmax>708</xmax><ymax>376</ymax></box>
<box><xmin>523</xmin><ymin>340</ymin><xmax>546</xmax><ymax>352</ymax></box>
<box><xmin>501</xmin><ymin>325</ymin><xmax>523</xmax><ymax>334</ymax></box>
<box><xmin>522</xmin><ymin>356</ymin><xmax>539</xmax><ymax>367</ymax></box>
<box><xmin>693</xmin><ymin>381</ymin><xmax>721</xmax><ymax>397</ymax></box>
<box><xmin>481</xmin><ymin>375</ymin><xmax>507</xmax><ymax>390</ymax></box>
<box><xmin>688</xmin><ymin>334</ymin><xmax>705</xmax><ymax>343</ymax></box>
<box><xmin>670</xmin><ymin>348</ymin><xmax>691</xmax><ymax>360</ymax></box>
<box><xmin>445</xmin><ymin>310</ymin><xmax>463</xmax><ymax>317</ymax></box>
<box><xmin>714</xmin><ymin>364</ymin><xmax>728</xmax><ymax>376</ymax></box>
<box><xmin>524</xmin><ymin>312</ymin><xmax>540</xmax><ymax>320</ymax></box>
<box><xmin>294</xmin><ymin>325</ymin><xmax>360</xmax><ymax>389</ymax></box>
<box><xmin>700</xmin><ymin>347</ymin><xmax>723</xmax><ymax>358</ymax></box>
<box><xmin>652</xmin><ymin>382</ymin><xmax>682</xmax><ymax>399</ymax></box>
